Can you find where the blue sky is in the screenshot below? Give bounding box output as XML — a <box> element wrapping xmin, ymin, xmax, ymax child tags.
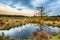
<box><xmin>0</xmin><ymin>0</ymin><xmax>60</xmax><ymax>16</ymax></box>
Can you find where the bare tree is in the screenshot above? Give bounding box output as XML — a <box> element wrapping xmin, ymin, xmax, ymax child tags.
<box><xmin>36</xmin><ymin>6</ymin><xmax>47</xmax><ymax>31</ymax></box>
<box><xmin>36</xmin><ymin>6</ymin><xmax>47</xmax><ymax>17</ymax></box>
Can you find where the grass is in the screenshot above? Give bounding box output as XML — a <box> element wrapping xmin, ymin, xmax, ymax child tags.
<box><xmin>0</xmin><ymin>15</ymin><xmax>60</xmax><ymax>30</ymax></box>
<box><xmin>50</xmin><ymin>35</ymin><xmax>60</xmax><ymax>40</ymax></box>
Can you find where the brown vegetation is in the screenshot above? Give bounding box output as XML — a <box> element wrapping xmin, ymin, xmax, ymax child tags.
<box><xmin>0</xmin><ymin>16</ymin><xmax>60</xmax><ymax>30</ymax></box>
<box><xmin>32</xmin><ymin>31</ymin><xmax>50</xmax><ymax>40</ymax></box>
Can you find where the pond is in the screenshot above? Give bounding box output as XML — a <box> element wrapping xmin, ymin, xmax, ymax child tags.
<box><xmin>0</xmin><ymin>23</ymin><xmax>60</xmax><ymax>38</ymax></box>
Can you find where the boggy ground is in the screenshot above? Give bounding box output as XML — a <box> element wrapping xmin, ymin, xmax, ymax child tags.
<box><xmin>0</xmin><ymin>16</ymin><xmax>60</xmax><ymax>30</ymax></box>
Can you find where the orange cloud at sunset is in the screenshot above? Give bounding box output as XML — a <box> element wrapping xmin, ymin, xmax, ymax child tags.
<box><xmin>0</xmin><ymin>6</ymin><xmax>34</xmax><ymax>16</ymax></box>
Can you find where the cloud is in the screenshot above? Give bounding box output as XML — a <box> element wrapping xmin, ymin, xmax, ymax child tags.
<box><xmin>15</xmin><ymin>0</ymin><xmax>32</xmax><ymax>8</ymax></box>
<box><xmin>0</xmin><ymin>0</ymin><xmax>33</xmax><ymax>9</ymax></box>
<box><xmin>47</xmin><ymin>0</ymin><xmax>60</xmax><ymax>16</ymax></box>
<box><xmin>31</xmin><ymin>0</ymin><xmax>60</xmax><ymax>16</ymax></box>
<box><xmin>21</xmin><ymin>8</ymin><xmax>34</xmax><ymax>16</ymax></box>
<box><xmin>0</xmin><ymin>5</ymin><xmax>34</xmax><ymax>16</ymax></box>
<box><xmin>31</xmin><ymin>0</ymin><xmax>48</xmax><ymax>7</ymax></box>
<box><xmin>48</xmin><ymin>0</ymin><xmax>60</xmax><ymax>9</ymax></box>
<box><xmin>0</xmin><ymin>0</ymin><xmax>60</xmax><ymax>16</ymax></box>
<box><xmin>0</xmin><ymin>6</ymin><xmax>23</xmax><ymax>15</ymax></box>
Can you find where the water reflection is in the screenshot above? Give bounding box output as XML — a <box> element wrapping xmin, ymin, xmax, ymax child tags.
<box><xmin>0</xmin><ymin>23</ymin><xmax>60</xmax><ymax>38</ymax></box>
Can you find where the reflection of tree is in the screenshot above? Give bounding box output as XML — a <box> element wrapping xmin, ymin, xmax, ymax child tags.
<box><xmin>39</xmin><ymin>24</ymin><xmax>43</xmax><ymax>31</ymax></box>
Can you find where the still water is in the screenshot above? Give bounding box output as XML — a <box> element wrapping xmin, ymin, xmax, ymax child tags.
<box><xmin>0</xmin><ymin>23</ymin><xmax>60</xmax><ymax>38</ymax></box>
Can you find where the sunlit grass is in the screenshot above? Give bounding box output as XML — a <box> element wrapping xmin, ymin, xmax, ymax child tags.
<box><xmin>50</xmin><ymin>35</ymin><xmax>60</xmax><ymax>40</ymax></box>
<box><xmin>0</xmin><ymin>16</ymin><xmax>60</xmax><ymax>30</ymax></box>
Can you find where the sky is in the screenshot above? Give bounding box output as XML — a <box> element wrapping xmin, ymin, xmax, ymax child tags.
<box><xmin>0</xmin><ymin>0</ymin><xmax>60</xmax><ymax>16</ymax></box>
